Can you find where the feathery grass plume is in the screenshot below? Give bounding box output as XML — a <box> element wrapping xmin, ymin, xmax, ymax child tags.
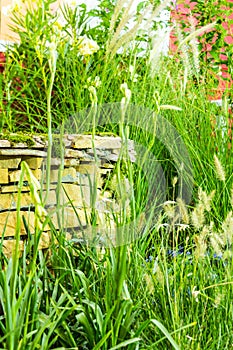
<box><xmin>213</xmin><ymin>154</ymin><xmax>226</xmax><ymax>182</ymax></box>
<box><xmin>198</xmin><ymin>188</ymin><xmax>215</xmax><ymax>212</ymax></box>
<box><xmin>214</xmin><ymin>293</ymin><xmax>224</xmax><ymax>308</ymax></box>
<box><xmin>175</xmin><ymin>23</ymin><xmax>192</xmax><ymax>76</ymax></box>
<box><xmin>191</xmin><ymin>203</ymin><xmax>205</xmax><ymax>229</ymax></box>
<box><xmin>163</xmin><ymin>200</ymin><xmax>176</xmax><ymax>219</ymax></box>
<box><xmin>209</xmin><ymin>233</ymin><xmax>224</xmax><ymax>257</ymax></box>
<box><xmin>149</xmin><ymin>28</ymin><xmax>170</xmax><ymax>77</ymax></box>
<box><xmin>176</xmin><ymin>197</ymin><xmax>189</xmax><ymax>224</ymax></box>
<box><xmin>160</xmin><ymin>104</ymin><xmax>182</xmax><ymax>111</ymax></box>
<box><xmin>163</xmin><ymin>200</ymin><xmax>181</xmax><ymax>227</ymax></box>
<box><xmin>106</xmin><ymin>0</ymin><xmax>171</xmax><ymax>59</ymax></box>
<box><xmin>152</xmin><ymin>257</ymin><xmax>164</xmax><ymax>286</ymax></box>
<box><xmin>174</xmin><ymin>19</ymin><xmax>216</xmax><ymax>91</ymax></box>
<box><xmin>177</xmin><ymin>21</ymin><xmax>216</xmax><ymax>49</ymax></box>
<box><xmin>194</xmin><ymin>225</ymin><xmax>209</xmax><ymax>259</ymax></box>
<box><xmin>188</xmin><ymin>15</ymin><xmax>200</xmax><ymax>76</ymax></box>
<box><xmin>222</xmin><ymin>211</ymin><xmax>233</xmax><ymax>246</ymax></box>
<box><xmin>191</xmin><ymin>286</ymin><xmax>200</xmax><ymax>302</ymax></box>
<box><xmin>144</xmin><ymin>273</ymin><xmax>155</xmax><ymax>294</ymax></box>
<box><xmin>108</xmin><ymin>0</ymin><xmax>132</xmax><ymax>35</ymax></box>
<box><xmin>172</xmin><ymin>176</ymin><xmax>178</xmax><ymax>187</ymax></box>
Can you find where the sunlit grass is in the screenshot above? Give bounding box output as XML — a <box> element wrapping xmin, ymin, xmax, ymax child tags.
<box><xmin>0</xmin><ymin>0</ymin><xmax>232</xmax><ymax>349</ymax></box>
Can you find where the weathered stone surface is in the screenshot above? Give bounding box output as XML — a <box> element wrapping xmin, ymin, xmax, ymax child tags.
<box><xmin>2</xmin><ymin>240</ymin><xmax>25</xmax><ymax>258</ymax></box>
<box><xmin>50</xmin><ymin>167</ymin><xmax>77</xmax><ymax>183</ymax></box>
<box><xmin>60</xmin><ymin>135</ymin><xmax>72</xmax><ymax>148</ymax></box>
<box><xmin>0</xmin><ymin>190</ymin><xmax>60</xmax><ymax>211</ymax></box>
<box><xmin>72</xmin><ymin>135</ymin><xmax>122</xmax><ymax>149</ymax></box>
<box><xmin>0</xmin><ymin>134</ymin><xmax>136</xmax><ymax>255</ymax></box>
<box><xmin>102</xmin><ymin>153</ymin><xmax>119</xmax><ymax>162</ymax></box>
<box><xmin>42</xmin><ymin>190</ymin><xmax>57</xmax><ymax>207</ymax></box>
<box><xmin>61</xmin><ymin>183</ymin><xmax>91</xmax><ymax>207</ymax></box>
<box><xmin>8</xmin><ymin>170</ymin><xmax>24</xmax><ymax>183</ymax></box>
<box><xmin>48</xmin><ymin>168</ymin><xmax>93</xmax><ymax>186</ymax></box>
<box><xmin>48</xmin><ymin>207</ymin><xmax>90</xmax><ymax>229</ymax></box>
<box><xmin>0</xmin><ymin>157</ymin><xmax>21</xmax><ymax>169</ymax></box>
<box><xmin>86</xmin><ymin>148</ymin><xmax>111</xmax><ymax>156</ymax></box>
<box><xmin>50</xmin><ymin>158</ymin><xmax>63</xmax><ymax>166</ymax></box>
<box><xmin>11</xmin><ymin>142</ymin><xmax>31</xmax><ymax>148</ymax></box>
<box><xmin>77</xmin><ymin>163</ymin><xmax>99</xmax><ymax>175</ymax></box>
<box><xmin>0</xmin><ymin>211</ymin><xmax>35</xmax><ymax>237</ymax></box>
<box><xmin>64</xmin><ymin>158</ymin><xmax>80</xmax><ymax>167</ymax></box>
<box><xmin>9</xmin><ymin>169</ymin><xmax>42</xmax><ymax>182</ymax></box>
<box><xmin>112</xmin><ymin>149</ymin><xmax>121</xmax><ymax>155</ymax></box>
<box><xmin>1</xmin><ymin>232</ymin><xmax>52</xmax><ymax>257</ymax></box>
<box><xmin>0</xmin><ymin>169</ymin><xmax>8</xmax><ymax>184</ymax></box>
<box><xmin>7</xmin><ymin>184</ymin><xmax>92</xmax><ymax>208</ymax></box>
<box><xmin>0</xmin><ymin>135</ymin><xmax>47</xmax><ymax>149</ymax></box>
<box><xmin>0</xmin><ymin>185</ymin><xmax>23</xmax><ymax>193</ymax></box>
<box><xmin>76</xmin><ymin>164</ymin><xmax>102</xmax><ymax>187</ymax></box>
<box><xmin>23</xmin><ymin>157</ymin><xmax>44</xmax><ymax>169</ymax></box>
<box><xmin>0</xmin><ymin>140</ymin><xmax>11</xmax><ymax>147</ymax></box>
<box><xmin>30</xmin><ymin>169</ymin><xmax>42</xmax><ymax>181</ymax></box>
<box><xmin>0</xmin><ymin>184</ymin><xmax>56</xmax><ymax>193</ymax></box>
<box><xmin>0</xmin><ymin>192</ymin><xmax>32</xmax><ymax>210</ymax></box>
<box><xmin>65</xmin><ymin>149</ymin><xmax>94</xmax><ymax>160</ymax></box>
<box><xmin>37</xmin><ymin>231</ymin><xmax>51</xmax><ymax>249</ymax></box>
<box><xmin>101</xmin><ymin>163</ymin><xmax>115</xmax><ymax>169</ymax></box>
<box><xmin>31</xmin><ymin>135</ymin><xmax>48</xmax><ymax>148</ymax></box>
<box><xmin>99</xmin><ymin>168</ymin><xmax>112</xmax><ymax>175</ymax></box>
<box><xmin>0</xmin><ymin>149</ymin><xmax>47</xmax><ymax>157</ymax></box>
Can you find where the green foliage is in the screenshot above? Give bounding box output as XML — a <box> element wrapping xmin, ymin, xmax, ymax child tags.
<box><xmin>0</xmin><ymin>0</ymin><xmax>233</xmax><ymax>349</ymax></box>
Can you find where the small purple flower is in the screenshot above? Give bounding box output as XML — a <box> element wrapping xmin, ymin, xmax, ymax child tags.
<box><xmin>213</xmin><ymin>253</ymin><xmax>223</xmax><ymax>260</ymax></box>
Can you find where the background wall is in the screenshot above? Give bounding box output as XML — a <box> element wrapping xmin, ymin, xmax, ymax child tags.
<box><xmin>0</xmin><ymin>0</ymin><xmax>171</xmax><ymax>54</ymax></box>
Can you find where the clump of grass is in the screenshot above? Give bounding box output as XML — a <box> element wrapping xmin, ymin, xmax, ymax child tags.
<box><xmin>0</xmin><ymin>0</ymin><xmax>233</xmax><ymax>349</ymax></box>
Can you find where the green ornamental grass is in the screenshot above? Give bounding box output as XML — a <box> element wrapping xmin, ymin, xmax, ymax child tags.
<box><xmin>0</xmin><ymin>0</ymin><xmax>232</xmax><ymax>349</ymax></box>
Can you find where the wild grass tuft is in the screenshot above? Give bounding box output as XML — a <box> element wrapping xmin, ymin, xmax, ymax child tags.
<box><xmin>0</xmin><ymin>0</ymin><xmax>232</xmax><ymax>349</ymax></box>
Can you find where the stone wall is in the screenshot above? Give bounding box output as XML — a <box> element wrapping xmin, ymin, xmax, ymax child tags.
<box><xmin>0</xmin><ymin>134</ymin><xmax>136</xmax><ymax>256</ymax></box>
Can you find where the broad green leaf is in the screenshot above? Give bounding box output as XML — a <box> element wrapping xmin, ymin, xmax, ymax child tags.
<box><xmin>151</xmin><ymin>319</ymin><xmax>180</xmax><ymax>350</ymax></box>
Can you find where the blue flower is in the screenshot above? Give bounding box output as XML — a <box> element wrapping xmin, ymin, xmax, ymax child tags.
<box><xmin>146</xmin><ymin>255</ymin><xmax>153</xmax><ymax>262</ymax></box>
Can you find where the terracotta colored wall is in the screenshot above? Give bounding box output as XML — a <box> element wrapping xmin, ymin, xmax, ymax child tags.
<box><xmin>170</xmin><ymin>0</ymin><xmax>233</xmax><ymax>100</ymax></box>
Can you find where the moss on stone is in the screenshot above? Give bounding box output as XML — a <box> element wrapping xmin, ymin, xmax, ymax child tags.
<box><xmin>0</xmin><ymin>132</ymin><xmax>35</xmax><ymax>147</ymax></box>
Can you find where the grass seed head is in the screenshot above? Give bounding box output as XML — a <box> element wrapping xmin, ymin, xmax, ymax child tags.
<box><xmin>214</xmin><ymin>154</ymin><xmax>226</xmax><ymax>182</ymax></box>
<box><xmin>191</xmin><ymin>203</ymin><xmax>205</xmax><ymax>229</ymax></box>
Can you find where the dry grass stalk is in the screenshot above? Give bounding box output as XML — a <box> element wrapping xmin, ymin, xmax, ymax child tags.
<box><xmin>209</xmin><ymin>233</ymin><xmax>224</xmax><ymax>256</ymax></box>
<box><xmin>198</xmin><ymin>188</ymin><xmax>215</xmax><ymax>212</ymax></box>
<box><xmin>175</xmin><ymin>23</ymin><xmax>192</xmax><ymax>77</ymax></box>
<box><xmin>194</xmin><ymin>225</ymin><xmax>209</xmax><ymax>259</ymax></box>
<box><xmin>191</xmin><ymin>203</ymin><xmax>205</xmax><ymax>229</ymax></box>
<box><xmin>106</xmin><ymin>0</ymin><xmax>171</xmax><ymax>58</ymax></box>
<box><xmin>176</xmin><ymin>197</ymin><xmax>189</xmax><ymax>224</ymax></box>
<box><xmin>188</xmin><ymin>15</ymin><xmax>200</xmax><ymax>75</ymax></box>
<box><xmin>222</xmin><ymin>211</ymin><xmax>233</xmax><ymax>246</ymax></box>
<box><xmin>177</xmin><ymin>21</ymin><xmax>216</xmax><ymax>49</ymax></box>
<box><xmin>213</xmin><ymin>154</ymin><xmax>226</xmax><ymax>182</ymax></box>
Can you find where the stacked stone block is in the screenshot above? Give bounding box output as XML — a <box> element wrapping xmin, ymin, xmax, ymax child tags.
<box><xmin>0</xmin><ymin>134</ymin><xmax>136</xmax><ymax>256</ymax></box>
